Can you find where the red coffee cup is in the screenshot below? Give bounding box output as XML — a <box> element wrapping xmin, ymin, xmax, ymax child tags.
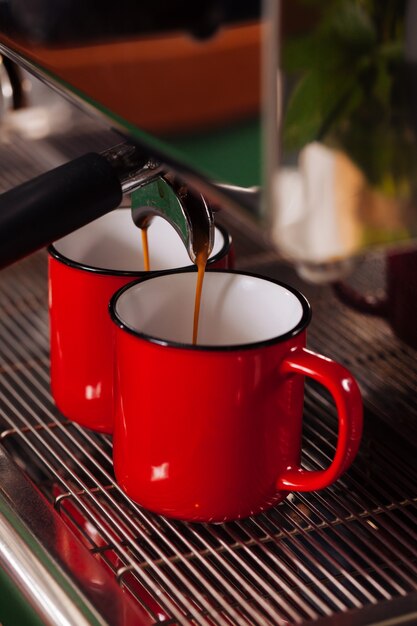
<box><xmin>334</xmin><ymin>248</ymin><xmax>417</xmax><ymax>348</ymax></box>
<box><xmin>48</xmin><ymin>210</ymin><xmax>232</xmax><ymax>433</ymax></box>
<box><xmin>110</xmin><ymin>269</ymin><xmax>363</xmax><ymax>522</ymax></box>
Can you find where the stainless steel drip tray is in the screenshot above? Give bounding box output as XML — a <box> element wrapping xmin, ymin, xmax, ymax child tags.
<box><xmin>0</xmin><ymin>445</ymin><xmax>150</xmax><ymax>626</ymax></box>
<box><xmin>1</xmin><ymin>125</ymin><xmax>417</xmax><ymax>625</ymax></box>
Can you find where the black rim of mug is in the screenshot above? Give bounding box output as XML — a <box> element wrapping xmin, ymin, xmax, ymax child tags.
<box><xmin>47</xmin><ymin>219</ymin><xmax>232</xmax><ymax>277</ymax></box>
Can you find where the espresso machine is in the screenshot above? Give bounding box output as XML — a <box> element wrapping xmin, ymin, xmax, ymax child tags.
<box><xmin>1</xmin><ymin>2</ymin><xmax>417</xmax><ymax>625</ymax></box>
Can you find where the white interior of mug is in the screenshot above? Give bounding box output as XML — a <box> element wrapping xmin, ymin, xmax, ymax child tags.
<box><xmin>114</xmin><ymin>272</ymin><xmax>306</xmax><ymax>346</ymax></box>
<box><xmin>53</xmin><ymin>209</ymin><xmax>225</xmax><ymax>271</ymax></box>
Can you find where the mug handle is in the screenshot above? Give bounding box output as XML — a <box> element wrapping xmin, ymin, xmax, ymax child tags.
<box><xmin>276</xmin><ymin>347</ymin><xmax>363</xmax><ymax>492</ymax></box>
<box><xmin>333</xmin><ymin>281</ymin><xmax>388</xmax><ymax>317</ymax></box>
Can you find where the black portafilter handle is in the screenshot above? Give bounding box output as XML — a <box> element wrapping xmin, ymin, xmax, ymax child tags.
<box><xmin>0</xmin><ymin>144</ymin><xmax>162</xmax><ymax>269</ymax></box>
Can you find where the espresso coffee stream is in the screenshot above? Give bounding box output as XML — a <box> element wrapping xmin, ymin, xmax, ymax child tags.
<box><xmin>140</xmin><ymin>226</ymin><xmax>208</xmax><ymax>345</ymax></box>
<box><xmin>141</xmin><ymin>227</ymin><xmax>151</xmax><ymax>272</ymax></box>
<box><xmin>192</xmin><ymin>245</ymin><xmax>209</xmax><ymax>345</ymax></box>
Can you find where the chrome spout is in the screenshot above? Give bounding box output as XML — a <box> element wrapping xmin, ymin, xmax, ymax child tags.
<box><xmin>0</xmin><ymin>139</ymin><xmax>215</xmax><ymax>269</ymax></box>
<box><xmin>130</xmin><ymin>176</ymin><xmax>214</xmax><ymax>263</ymax></box>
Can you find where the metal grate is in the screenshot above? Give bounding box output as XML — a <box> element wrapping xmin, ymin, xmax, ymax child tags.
<box><xmin>0</xmin><ymin>122</ymin><xmax>417</xmax><ymax>625</ymax></box>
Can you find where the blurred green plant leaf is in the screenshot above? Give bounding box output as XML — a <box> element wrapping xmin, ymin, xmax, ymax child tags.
<box><xmin>283</xmin><ymin>69</ymin><xmax>359</xmax><ymax>150</ymax></box>
<box><xmin>321</xmin><ymin>1</ymin><xmax>376</xmax><ymax>52</ymax></box>
<box><xmin>283</xmin><ymin>35</ymin><xmax>346</xmax><ymax>72</ymax></box>
<box><xmin>373</xmin><ymin>61</ymin><xmax>391</xmax><ymax>108</ymax></box>
<box><xmin>281</xmin><ymin>0</ymin><xmax>412</xmax><ymax>189</ymax></box>
<box><xmin>283</xmin><ymin>1</ymin><xmax>376</xmax><ymax>73</ymax></box>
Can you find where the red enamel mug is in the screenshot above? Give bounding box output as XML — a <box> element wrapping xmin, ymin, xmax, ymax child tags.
<box><xmin>48</xmin><ymin>209</ymin><xmax>232</xmax><ymax>433</ymax></box>
<box><xmin>110</xmin><ymin>269</ymin><xmax>363</xmax><ymax>522</ymax></box>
